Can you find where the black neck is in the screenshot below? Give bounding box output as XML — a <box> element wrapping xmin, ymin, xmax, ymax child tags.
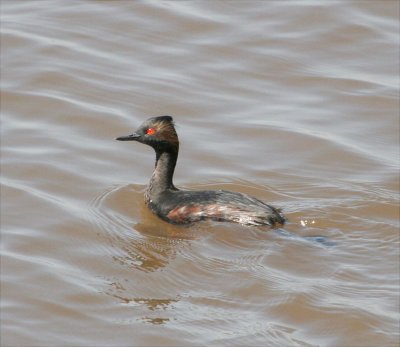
<box><xmin>149</xmin><ymin>147</ymin><xmax>178</xmax><ymax>193</ymax></box>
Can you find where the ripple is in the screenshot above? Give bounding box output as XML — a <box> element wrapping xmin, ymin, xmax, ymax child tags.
<box><xmin>87</xmin><ymin>184</ymin><xmax>196</xmax><ymax>275</ymax></box>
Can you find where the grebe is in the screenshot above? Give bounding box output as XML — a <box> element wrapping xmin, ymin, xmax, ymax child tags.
<box><xmin>116</xmin><ymin>116</ymin><xmax>285</xmax><ymax>227</ymax></box>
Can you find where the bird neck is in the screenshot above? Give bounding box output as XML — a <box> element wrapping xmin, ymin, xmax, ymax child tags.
<box><xmin>148</xmin><ymin>147</ymin><xmax>178</xmax><ymax>195</ymax></box>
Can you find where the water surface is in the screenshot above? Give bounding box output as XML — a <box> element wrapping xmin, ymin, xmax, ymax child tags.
<box><xmin>1</xmin><ymin>1</ymin><xmax>399</xmax><ymax>346</ymax></box>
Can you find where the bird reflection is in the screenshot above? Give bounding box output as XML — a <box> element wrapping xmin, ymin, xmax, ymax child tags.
<box><xmin>111</xmin><ymin>202</ymin><xmax>195</xmax><ymax>273</ymax></box>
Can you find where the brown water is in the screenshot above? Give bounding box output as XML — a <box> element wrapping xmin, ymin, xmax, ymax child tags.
<box><xmin>1</xmin><ymin>1</ymin><xmax>399</xmax><ymax>346</ymax></box>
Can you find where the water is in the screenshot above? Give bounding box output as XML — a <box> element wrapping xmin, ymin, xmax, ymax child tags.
<box><xmin>1</xmin><ymin>1</ymin><xmax>399</xmax><ymax>346</ymax></box>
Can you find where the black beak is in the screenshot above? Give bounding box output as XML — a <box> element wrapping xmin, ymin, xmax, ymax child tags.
<box><xmin>115</xmin><ymin>133</ymin><xmax>141</xmax><ymax>141</ymax></box>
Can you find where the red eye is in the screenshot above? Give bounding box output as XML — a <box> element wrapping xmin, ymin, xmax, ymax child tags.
<box><xmin>146</xmin><ymin>128</ymin><xmax>156</xmax><ymax>135</ymax></box>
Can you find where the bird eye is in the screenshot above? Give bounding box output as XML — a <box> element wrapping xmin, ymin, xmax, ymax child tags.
<box><xmin>146</xmin><ymin>128</ymin><xmax>156</xmax><ymax>135</ymax></box>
